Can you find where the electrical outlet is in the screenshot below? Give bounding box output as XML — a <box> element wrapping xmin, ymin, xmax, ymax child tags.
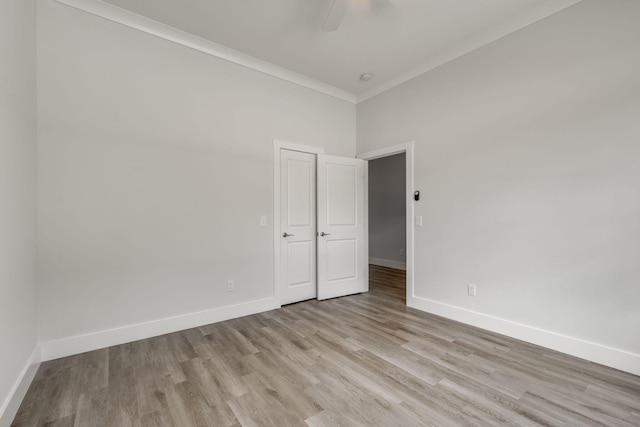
<box><xmin>227</xmin><ymin>280</ymin><xmax>235</xmax><ymax>292</ymax></box>
<box><xmin>415</xmin><ymin>215</ymin><xmax>423</xmax><ymax>226</ymax></box>
<box><xmin>259</xmin><ymin>216</ymin><xmax>267</xmax><ymax>226</ymax></box>
<box><xmin>468</xmin><ymin>284</ymin><xmax>476</xmax><ymax>297</ymax></box>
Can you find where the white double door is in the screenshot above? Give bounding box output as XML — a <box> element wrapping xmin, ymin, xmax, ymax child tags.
<box><xmin>280</xmin><ymin>149</ymin><xmax>367</xmax><ymax>304</ymax></box>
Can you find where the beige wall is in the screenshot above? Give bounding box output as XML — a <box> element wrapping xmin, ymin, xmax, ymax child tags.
<box><xmin>5</xmin><ymin>3</ymin><xmax>640</xmax><ymax>416</ymax></box>
<box><xmin>37</xmin><ymin>1</ymin><xmax>355</xmax><ymax>346</ymax></box>
<box><xmin>0</xmin><ymin>0</ymin><xmax>38</xmax><ymax>421</ymax></box>
<box><xmin>358</xmin><ymin>0</ymin><xmax>640</xmax><ymax>370</ymax></box>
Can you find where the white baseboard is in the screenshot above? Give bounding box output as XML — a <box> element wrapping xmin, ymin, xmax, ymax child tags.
<box><xmin>40</xmin><ymin>297</ymin><xmax>279</xmax><ymax>361</ymax></box>
<box><xmin>0</xmin><ymin>345</ymin><xmax>41</xmax><ymax>427</ymax></box>
<box><xmin>408</xmin><ymin>295</ymin><xmax>640</xmax><ymax>377</ymax></box>
<box><xmin>369</xmin><ymin>257</ymin><xmax>406</xmax><ymax>271</ymax></box>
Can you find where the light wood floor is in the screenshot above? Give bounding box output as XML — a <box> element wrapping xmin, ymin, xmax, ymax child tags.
<box><xmin>13</xmin><ymin>265</ymin><xmax>640</xmax><ymax>426</ymax></box>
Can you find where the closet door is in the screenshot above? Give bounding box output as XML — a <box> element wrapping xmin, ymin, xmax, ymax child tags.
<box><xmin>317</xmin><ymin>155</ymin><xmax>367</xmax><ymax>300</ymax></box>
<box><xmin>280</xmin><ymin>150</ymin><xmax>317</xmax><ymax>304</ymax></box>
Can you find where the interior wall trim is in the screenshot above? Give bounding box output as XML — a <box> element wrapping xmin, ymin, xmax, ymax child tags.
<box><xmin>0</xmin><ymin>345</ymin><xmax>41</xmax><ymax>426</ymax></box>
<box><xmin>51</xmin><ymin>0</ymin><xmax>584</xmax><ymax>105</ymax></box>
<box><xmin>51</xmin><ymin>0</ymin><xmax>357</xmax><ymax>104</ymax></box>
<box><xmin>356</xmin><ymin>0</ymin><xmax>585</xmax><ymax>103</ymax></box>
<box><xmin>408</xmin><ymin>295</ymin><xmax>640</xmax><ymax>377</ymax></box>
<box><xmin>39</xmin><ymin>297</ymin><xmax>279</xmax><ymax>362</ymax></box>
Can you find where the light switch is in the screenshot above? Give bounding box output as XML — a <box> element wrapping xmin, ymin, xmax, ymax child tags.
<box><xmin>259</xmin><ymin>216</ymin><xmax>267</xmax><ymax>226</ymax></box>
<box><xmin>415</xmin><ymin>215</ymin><xmax>423</xmax><ymax>227</ymax></box>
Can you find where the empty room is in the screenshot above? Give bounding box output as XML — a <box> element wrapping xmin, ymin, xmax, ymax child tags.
<box><xmin>1</xmin><ymin>0</ymin><xmax>639</xmax><ymax>425</ymax></box>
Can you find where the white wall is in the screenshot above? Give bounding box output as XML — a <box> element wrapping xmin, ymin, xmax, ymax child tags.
<box><xmin>357</xmin><ymin>0</ymin><xmax>640</xmax><ymax>373</ymax></box>
<box><xmin>37</xmin><ymin>0</ymin><xmax>355</xmax><ymax>353</ymax></box>
<box><xmin>368</xmin><ymin>153</ymin><xmax>406</xmax><ymax>269</ymax></box>
<box><xmin>0</xmin><ymin>0</ymin><xmax>39</xmax><ymax>423</ymax></box>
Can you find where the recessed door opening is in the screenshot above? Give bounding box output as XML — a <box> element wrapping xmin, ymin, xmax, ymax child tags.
<box><xmin>367</xmin><ymin>152</ymin><xmax>407</xmax><ymax>303</ymax></box>
<box><xmin>359</xmin><ymin>141</ymin><xmax>414</xmax><ymax>306</ymax></box>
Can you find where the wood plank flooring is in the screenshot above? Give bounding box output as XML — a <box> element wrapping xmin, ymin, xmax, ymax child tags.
<box><xmin>12</xmin><ymin>265</ymin><xmax>640</xmax><ymax>426</ymax></box>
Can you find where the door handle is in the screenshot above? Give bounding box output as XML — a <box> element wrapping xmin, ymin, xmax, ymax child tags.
<box><xmin>320</xmin><ymin>232</ymin><xmax>331</xmax><ymax>237</ymax></box>
<box><xmin>282</xmin><ymin>232</ymin><xmax>294</xmax><ymax>238</ymax></box>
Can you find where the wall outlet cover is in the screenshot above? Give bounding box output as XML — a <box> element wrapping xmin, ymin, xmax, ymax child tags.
<box><xmin>468</xmin><ymin>284</ymin><xmax>477</xmax><ymax>296</ymax></box>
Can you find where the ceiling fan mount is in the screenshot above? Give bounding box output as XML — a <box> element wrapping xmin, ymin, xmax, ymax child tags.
<box><xmin>322</xmin><ymin>0</ymin><xmax>404</xmax><ymax>32</ymax></box>
<box><xmin>322</xmin><ymin>0</ymin><xmax>350</xmax><ymax>32</ymax></box>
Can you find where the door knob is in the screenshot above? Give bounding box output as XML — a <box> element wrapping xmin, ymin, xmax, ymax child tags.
<box><xmin>320</xmin><ymin>232</ymin><xmax>331</xmax><ymax>236</ymax></box>
<box><xmin>282</xmin><ymin>232</ymin><xmax>294</xmax><ymax>237</ymax></box>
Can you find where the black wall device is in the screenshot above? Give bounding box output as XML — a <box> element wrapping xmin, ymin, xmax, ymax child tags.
<box><xmin>414</xmin><ymin>191</ymin><xmax>420</xmax><ymax>201</ymax></box>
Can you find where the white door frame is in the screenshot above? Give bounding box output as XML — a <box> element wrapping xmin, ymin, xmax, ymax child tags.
<box><xmin>273</xmin><ymin>140</ymin><xmax>325</xmax><ymax>306</ymax></box>
<box><xmin>358</xmin><ymin>141</ymin><xmax>415</xmax><ymax>306</ymax></box>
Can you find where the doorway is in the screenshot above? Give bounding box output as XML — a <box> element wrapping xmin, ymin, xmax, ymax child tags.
<box><xmin>274</xmin><ymin>141</ymin><xmax>368</xmax><ymax>306</ymax></box>
<box><xmin>368</xmin><ymin>153</ymin><xmax>407</xmax><ymax>301</ymax></box>
<box><xmin>274</xmin><ymin>140</ymin><xmax>414</xmax><ymax>307</ymax></box>
<box><xmin>359</xmin><ymin>141</ymin><xmax>414</xmax><ymax>305</ymax></box>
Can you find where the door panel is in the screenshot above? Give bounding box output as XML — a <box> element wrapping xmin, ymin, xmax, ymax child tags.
<box><xmin>317</xmin><ymin>155</ymin><xmax>367</xmax><ymax>300</ymax></box>
<box><xmin>326</xmin><ymin>164</ymin><xmax>357</xmax><ymax>226</ymax></box>
<box><xmin>288</xmin><ymin>160</ymin><xmax>313</xmax><ymax>226</ymax></box>
<box><xmin>288</xmin><ymin>241</ymin><xmax>312</xmax><ymax>285</ymax></box>
<box><xmin>280</xmin><ymin>150</ymin><xmax>317</xmax><ymax>304</ymax></box>
<box><xmin>327</xmin><ymin>239</ymin><xmax>357</xmax><ymax>281</ymax></box>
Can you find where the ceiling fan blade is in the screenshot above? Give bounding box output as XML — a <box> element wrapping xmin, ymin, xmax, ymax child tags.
<box><xmin>385</xmin><ymin>0</ymin><xmax>414</xmax><ymax>8</ymax></box>
<box><xmin>322</xmin><ymin>0</ymin><xmax>349</xmax><ymax>32</ymax></box>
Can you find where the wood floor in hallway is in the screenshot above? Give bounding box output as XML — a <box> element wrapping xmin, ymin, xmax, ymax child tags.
<box><xmin>12</xmin><ymin>265</ymin><xmax>640</xmax><ymax>426</ymax></box>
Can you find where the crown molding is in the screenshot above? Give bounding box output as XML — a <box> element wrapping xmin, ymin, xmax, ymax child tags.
<box><xmin>53</xmin><ymin>0</ymin><xmax>584</xmax><ymax>105</ymax></box>
<box><xmin>357</xmin><ymin>0</ymin><xmax>585</xmax><ymax>103</ymax></box>
<box><xmin>52</xmin><ymin>0</ymin><xmax>358</xmax><ymax>104</ymax></box>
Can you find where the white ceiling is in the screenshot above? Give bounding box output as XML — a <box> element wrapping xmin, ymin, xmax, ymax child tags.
<box><xmin>77</xmin><ymin>0</ymin><xmax>582</xmax><ymax>102</ymax></box>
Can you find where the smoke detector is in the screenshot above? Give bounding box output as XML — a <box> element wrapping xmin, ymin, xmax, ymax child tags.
<box><xmin>359</xmin><ymin>73</ymin><xmax>374</xmax><ymax>82</ymax></box>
